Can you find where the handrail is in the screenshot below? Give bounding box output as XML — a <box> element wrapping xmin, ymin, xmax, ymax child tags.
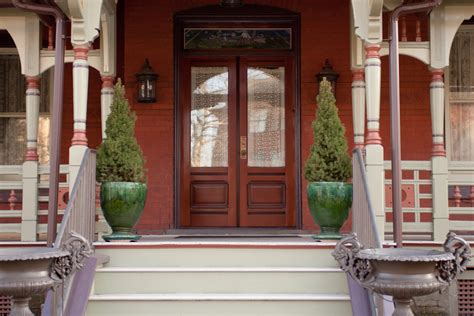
<box><xmin>44</xmin><ymin>148</ymin><xmax>96</xmax><ymax>316</ymax></box>
<box><xmin>352</xmin><ymin>148</ymin><xmax>381</xmax><ymax>248</ymax></box>
<box><xmin>54</xmin><ymin>149</ymin><xmax>97</xmax><ymax>248</ymax></box>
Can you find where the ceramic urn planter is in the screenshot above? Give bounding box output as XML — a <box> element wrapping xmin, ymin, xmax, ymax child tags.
<box><xmin>307</xmin><ymin>182</ymin><xmax>352</xmax><ymax>239</ymax></box>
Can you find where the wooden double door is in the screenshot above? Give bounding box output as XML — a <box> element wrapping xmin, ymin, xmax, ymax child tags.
<box><xmin>180</xmin><ymin>56</ymin><xmax>295</xmax><ymax>227</ymax></box>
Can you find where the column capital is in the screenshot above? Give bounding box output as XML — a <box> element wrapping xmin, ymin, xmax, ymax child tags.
<box><xmin>73</xmin><ymin>44</ymin><xmax>90</xmax><ymax>60</ymax></box>
<box><xmin>365</xmin><ymin>44</ymin><xmax>381</xmax><ymax>58</ymax></box>
<box><xmin>430</xmin><ymin>68</ymin><xmax>444</xmax><ymax>82</ymax></box>
<box><xmin>352</xmin><ymin>68</ymin><xmax>365</xmax><ymax>81</ymax></box>
<box><xmin>26</xmin><ymin>76</ymin><xmax>40</xmax><ymax>89</ymax></box>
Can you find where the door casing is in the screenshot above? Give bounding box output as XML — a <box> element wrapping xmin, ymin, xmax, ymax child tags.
<box><xmin>174</xmin><ymin>5</ymin><xmax>301</xmax><ymax>229</ymax></box>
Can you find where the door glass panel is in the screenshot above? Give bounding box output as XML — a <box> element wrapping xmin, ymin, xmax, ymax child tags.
<box><xmin>191</xmin><ymin>67</ymin><xmax>229</xmax><ymax>167</ymax></box>
<box><xmin>247</xmin><ymin>67</ymin><xmax>285</xmax><ymax>167</ymax></box>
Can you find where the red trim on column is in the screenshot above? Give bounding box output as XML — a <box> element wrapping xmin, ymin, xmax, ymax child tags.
<box><xmin>71</xmin><ymin>129</ymin><xmax>88</xmax><ymax>146</ymax></box>
<box><xmin>73</xmin><ymin>45</ymin><xmax>90</xmax><ymax>60</ymax></box>
<box><xmin>26</xmin><ymin>76</ymin><xmax>40</xmax><ymax>89</ymax></box>
<box><xmin>25</xmin><ymin>148</ymin><xmax>39</xmax><ymax>161</ymax></box>
<box><xmin>365</xmin><ymin>44</ymin><xmax>381</xmax><ymax>58</ymax></box>
<box><xmin>431</xmin><ymin>143</ymin><xmax>446</xmax><ymax>157</ymax></box>
<box><xmin>352</xmin><ymin>68</ymin><xmax>364</xmax><ymax>81</ymax></box>
<box><xmin>366</xmin><ymin>129</ymin><xmax>382</xmax><ymax>145</ymax></box>
<box><xmin>431</xmin><ymin>69</ymin><xmax>444</xmax><ymax>82</ymax></box>
<box><xmin>101</xmin><ymin>76</ymin><xmax>115</xmax><ymax>88</ymax></box>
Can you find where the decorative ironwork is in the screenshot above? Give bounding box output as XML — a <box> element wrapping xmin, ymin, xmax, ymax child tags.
<box><xmin>184</xmin><ymin>28</ymin><xmax>292</xmax><ymax>50</ymax></box>
<box><xmin>333</xmin><ymin>232</ymin><xmax>471</xmax><ymax>316</ymax></box>
<box><xmin>51</xmin><ymin>231</ymin><xmax>93</xmax><ymax>282</ymax></box>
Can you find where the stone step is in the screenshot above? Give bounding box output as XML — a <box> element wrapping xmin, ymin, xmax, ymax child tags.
<box><xmin>93</xmin><ymin>267</ymin><xmax>348</xmax><ymax>295</ymax></box>
<box><xmin>87</xmin><ymin>293</ymin><xmax>352</xmax><ymax>316</ymax></box>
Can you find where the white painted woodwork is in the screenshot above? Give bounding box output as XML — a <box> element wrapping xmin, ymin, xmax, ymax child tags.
<box><xmin>380</xmin><ymin>41</ymin><xmax>430</xmax><ymax>65</ymax></box>
<box><xmin>100</xmin><ymin>78</ymin><xmax>114</xmax><ymax>139</ymax></box>
<box><xmin>430</xmin><ymin>71</ymin><xmax>445</xmax><ymax>150</ymax></box>
<box><xmin>100</xmin><ymin>12</ymin><xmax>117</xmax><ymax>76</ymax></box>
<box><xmin>430</xmin><ymin>3</ymin><xmax>474</xmax><ymax>69</ymax></box>
<box><xmin>21</xmin><ymin>161</ymin><xmax>38</xmax><ymax>241</ymax></box>
<box><xmin>364</xmin><ymin>45</ymin><xmax>381</xmax><ymax>135</ymax></box>
<box><xmin>88</xmin><ymin>246</ymin><xmax>351</xmax><ymax>316</ymax></box>
<box><xmin>350</xmin><ymin>0</ymin><xmax>384</xmax><ymax>44</ymax></box>
<box><xmin>366</xmin><ymin>145</ymin><xmax>385</xmax><ymax>242</ymax></box>
<box><xmin>0</xmin><ymin>10</ymin><xmax>40</xmax><ymax>76</ymax></box>
<box><xmin>39</xmin><ymin>49</ymin><xmax>102</xmax><ymax>74</ymax></box>
<box><xmin>25</xmin><ymin>79</ymin><xmax>40</xmax><ymax>155</ymax></box>
<box><xmin>352</xmin><ymin>69</ymin><xmax>365</xmax><ymax>147</ymax></box>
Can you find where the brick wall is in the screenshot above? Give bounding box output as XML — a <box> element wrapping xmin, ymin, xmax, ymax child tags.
<box><xmin>63</xmin><ymin>0</ymin><xmax>433</xmax><ymax>233</ymax></box>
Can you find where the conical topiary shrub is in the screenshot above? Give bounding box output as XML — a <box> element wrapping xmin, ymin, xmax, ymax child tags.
<box><xmin>97</xmin><ymin>79</ymin><xmax>146</xmax><ymax>183</ymax></box>
<box><xmin>304</xmin><ymin>78</ymin><xmax>352</xmax><ymax>239</ymax></box>
<box><xmin>96</xmin><ymin>79</ymin><xmax>147</xmax><ymax>242</ymax></box>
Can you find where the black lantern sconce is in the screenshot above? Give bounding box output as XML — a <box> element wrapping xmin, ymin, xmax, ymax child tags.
<box><xmin>316</xmin><ymin>59</ymin><xmax>339</xmax><ymax>94</ymax></box>
<box><xmin>136</xmin><ymin>58</ymin><xmax>158</xmax><ymax>103</ymax></box>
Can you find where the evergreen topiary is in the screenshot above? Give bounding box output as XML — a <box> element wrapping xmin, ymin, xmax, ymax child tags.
<box><xmin>304</xmin><ymin>78</ymin><xmax>351</xmax><ymax>182</ymax></box>
<box><xmin>96</xmin><ymin>79</ymin><xmax>146</xmax><ymax>183</ymax></box>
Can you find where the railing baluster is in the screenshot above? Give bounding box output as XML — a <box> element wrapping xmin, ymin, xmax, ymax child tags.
<box><xmin>453</xmin><ymin>185</ymin><xmax>462</xmax><ymax>207</ymax></box>
<box><xmin>8</xmin><ymin>190</ymin><xmax>17</xmax><ymax>211</ymax></box>
<box><xmin>469</xmin><ymin>186</ymin><xmax>474</xmax><ymax>207</ymax></box>
<box><xmin>415</xmin><ymin>18</ymin><xmax>422</xmax><ymax>42</ymax></box>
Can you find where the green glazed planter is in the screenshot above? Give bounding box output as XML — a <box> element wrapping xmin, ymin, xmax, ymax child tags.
<box><xmin>101</xmin><ymin>182</ymin><xmax>147</xmax><ymax>242</ymax></box>
<box><xmin>307</xmin><ymin>182</ymin><xmax>352</xmax><ymax>240</ymax></box>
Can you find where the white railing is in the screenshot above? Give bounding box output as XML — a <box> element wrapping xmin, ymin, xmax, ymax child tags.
<box><xmin>383</xmin><ymin>160</ymin><xmax>433</xmax><ymax>240</ymax></box>
<box><xmin>447</xmin><ymin>161</ymin><xmax>474</xmax><ymax>235</ymax></box>
<box><xmin>0</xmin><ymin>163</ymin><xmax>69</xmax><ymax>240</ymax></box>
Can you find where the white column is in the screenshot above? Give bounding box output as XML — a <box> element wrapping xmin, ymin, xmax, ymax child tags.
<box><xmin>352</xmin><ymin>68</ymin><xmax>365</xmax><ymax>149</ymax></box>
<box><xmin>430</xmin><ymin>68</ymin><xmax>449</xmax><ymax>241</ymax></box>
<box><xmin>69</xmin><ymin>44</ymin><xmax>90</xmax><ymax>191</ymax></box>
<box><xmin>364</xmin><ymin>43</ymin><xmax>385</xmax><ymax>242</ymax></box>
<box><xmin>21</xmin><ymin>76</ymin><xmax>40</xmax><ymax>241</ymax></box>
<box><xmin>100</xmin><ymin>76</ymin><xmax>114</xmax><ymax>139</ymax></box>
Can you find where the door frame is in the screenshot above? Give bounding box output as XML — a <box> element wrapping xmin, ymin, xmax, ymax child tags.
<box><xmin>173</xmin><ymin>4</ymin><xmax>301</xmax><ymax>229</ymax></box>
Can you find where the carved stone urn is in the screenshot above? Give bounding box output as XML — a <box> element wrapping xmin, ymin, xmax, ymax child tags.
<box><xmin>0</xmin><ymin>232</ymin><xmax>92</xmax><ymax>316</ymax></box>
<box><xmin>333</xmin><ymin>232</ymin><xmax>471</xmax><ymax>316</ymax></box>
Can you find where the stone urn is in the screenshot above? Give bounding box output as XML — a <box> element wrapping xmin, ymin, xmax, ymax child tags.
<box><xmin>332</xmin><ymin>232</ymin><xmax>471</xmax><ymax>316</ymax></box>
<box><xmin>0</xmin><ymin>232</ymin><xmax>92</xmax><ymax>315</ymax></box>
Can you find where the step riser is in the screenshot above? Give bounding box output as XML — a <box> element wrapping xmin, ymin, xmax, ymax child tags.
<box><xmin>93</xmin><ymin>271</ymin><xmax>348</xmax><ymax>294</ymax></box>
<box><xmin>95</xmin><ymin>248</ymin><xmax>338</xmax><ymax>268</ymax></box>
<box><xmin>87</xmin><ymin>301</ymin><xmax>352</xmax><ymax>316</ymax></box>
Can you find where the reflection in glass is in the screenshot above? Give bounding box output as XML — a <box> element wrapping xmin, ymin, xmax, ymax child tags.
<box><xmin>247</xmin><ymin>67</ymin><xmax>285</xmax><ymax>167</ymax></box>
<box><xmin>191</xmin><ymin>67</ymin><xmax>229</xmax><ymax>167</ymax></box>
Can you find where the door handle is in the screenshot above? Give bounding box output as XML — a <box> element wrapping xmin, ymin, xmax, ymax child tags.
<box><xmin>240</xmin><ymin>136</ymin><xmax>247</xmax><ymax>159</ymax></box>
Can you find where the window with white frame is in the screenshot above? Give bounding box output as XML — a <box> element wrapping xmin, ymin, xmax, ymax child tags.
<box><xmin>0</xmin><ymin>52</ymin><xmax>51</xmax><ymax>165</ymax></box>
<box><xmin>448</xmin><ymin>25</ymin><xmax>474</xmax><ymax>162</ymax></box>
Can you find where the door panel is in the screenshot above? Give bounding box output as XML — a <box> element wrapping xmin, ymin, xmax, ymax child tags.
<box><xmin>181</xmin><ymin>57</ymin><xmax>294</xmax><ymax>228</ymax></box>
<box><xmin>181</xmin><ymin>59</ymin><xmax>237</xmax><ymax>227</ymax></box>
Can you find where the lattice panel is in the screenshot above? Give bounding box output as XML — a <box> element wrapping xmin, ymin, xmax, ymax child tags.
<box><xmin>459</xmin><ymin>279</ymin><xmax>474</xmax><ymax>315</ymax></box>
<box><xmin>0</xmin><ymin>296</ymin><xmax>11</xmax><ymax>315</ymax></box>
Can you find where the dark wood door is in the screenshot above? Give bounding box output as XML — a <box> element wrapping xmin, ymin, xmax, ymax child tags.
<box><xmin>180</xmin><ymin>57</ymin><xmax>295</xmax><ymax>227</ymax></box>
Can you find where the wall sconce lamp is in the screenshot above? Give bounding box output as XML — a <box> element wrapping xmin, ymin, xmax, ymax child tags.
<box><xmin>136</xmin><ymin>58</ymin><xmax>158</xmax><ymax>103</ymax></box>
<box><xmin>316</xmin><ymin>59</ymin><xmax>339</xmax><ymax>94</ymax></box>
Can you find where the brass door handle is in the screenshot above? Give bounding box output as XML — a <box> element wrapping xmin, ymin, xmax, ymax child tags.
<box><xmin>240</xmin><ymin>136</ymin><xmax>247</xmax><ymax>159</ymax></box>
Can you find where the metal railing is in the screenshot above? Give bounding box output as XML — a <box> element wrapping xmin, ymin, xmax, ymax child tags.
<box><xmin>54</xmin><ymin>149</ymin><xmax>96</xmax><ymax>247</ymax></box>
<box><xmin>44</xmin><ymin>149</ymin><xmax>97</xmax><ymax>316</ymax></box>
<box><xmin>352</xmin><ymin>148</ymin><xmax>381</xmax><ymax>248</ymax></box>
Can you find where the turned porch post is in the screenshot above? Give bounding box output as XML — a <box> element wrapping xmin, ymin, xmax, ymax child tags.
<box><xmin>100</xmin><ymin>76</ymin><xmax>114</xmax><ymax>139</ymax></box>
<box><xmin>364</xmin><ymin>43</ymin><xmax>385</xmax><ymax>242</ymax></box>
<box><xmin>69</xmin><ymin>44</ymin><xmax>90</xmax><ymax>190</ymax></box>
<box><xmin>21</xmin><ymin>76</ymin><xmax>40</xmax><ymax>241</ymax></box>
<box><xmin>352</xmin><ymin>68</ymin><xmax>365</xmax><ymax>149</ymax></box>
<box><xmin>430</xmin><ymin>68</ymin><xmax>449</xmax><ymax>241</ymax></box>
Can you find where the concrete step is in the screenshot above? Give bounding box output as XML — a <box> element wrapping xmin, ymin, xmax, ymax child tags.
<box><xmin>93</xmin><ymin>267</ymin><xmax>348</xmax><ymax>295</ymax></box>
<box><xmin>94</xmin><ymin>243</ymin><xmax>339</xmax><ymax>268</ymax></box>
<box><xmin>87</xmin><ymin>293</ymin><xmax>352</xmax><ymax>316</ymax></box>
